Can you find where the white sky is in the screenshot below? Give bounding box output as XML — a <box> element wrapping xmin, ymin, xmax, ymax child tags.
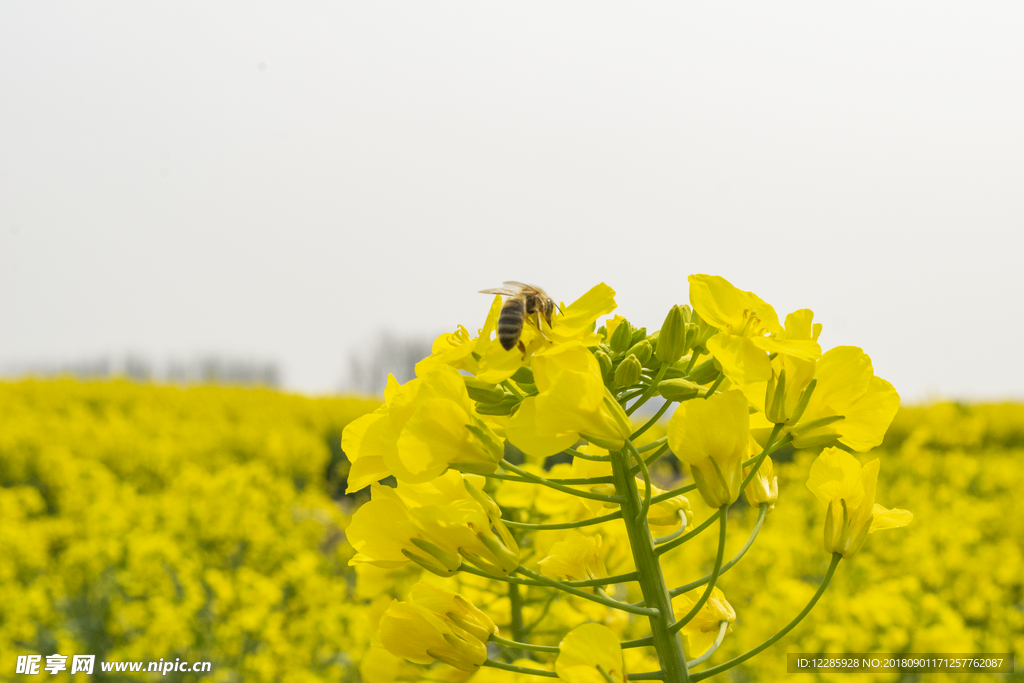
<box><xmin>1</xmin><ymin>2</ymin><xmax>1022</xmax><ymax>401</ymax></box>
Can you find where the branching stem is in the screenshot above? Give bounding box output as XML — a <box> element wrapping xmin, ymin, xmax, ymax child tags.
<box><xmin>669</xmin><ymin>508</ymin><xmax>728</xmax><ymax>635</ymax></box>
<box><xmin>690</xmin><ymin>554</ymin><xmax>842</xmax><ymax>681</ymax></box>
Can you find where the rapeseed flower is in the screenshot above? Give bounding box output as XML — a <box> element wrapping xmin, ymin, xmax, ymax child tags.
<box><xmin>672</xmin><ymin>586</ymin><xmax>736</xmax><ymax>659</ymax></box>
<box><xmin>538</xmin><ymin>531</ymin><xmax>609</xmax><ymax>583</ymax></box>
<box><xmin>556</xmin><ymin>622</ymin><xmax>626</xmax><ymax>683</ymax></box>
<box><xmin>744</xmin><ymin>454</ymin><xmax>778</xmax><ymax>513</ymax></box>
<box><xmin>787</xmin><ymin>346</ymin><xmax>900</xmax><ymax>451</ymax></box>
<box><xmin>342</xmin><ymin>364</ymin><xmax>504</xmax><ymax>492</ymax></box>
<box><xmin>667</xmin><ymin>390</ymin><xmax>750</xmax><ymax>507</ymax></box>
<box><xmin>377</xmin><ymin>593</ymin><xmax>489</xmax><ymax>672</ymax></box>
<box><xmin>507</xmin><ymin>343</ymin><xmax>632</xmax><ymax>457</ymax></box>
<box><xmin>688</xmin><ymin>274</ymin><xmax>820</xmax><ymax>386</ymax></box>
<box><xmin>806</xmin><ymin>447</ymin><xmax>913</xmax><ymax>557</ymax></box>
<box><xmin>347</xmin><ymin>471</ymin><xmax>519</xmax><ymax>576</ymax></box>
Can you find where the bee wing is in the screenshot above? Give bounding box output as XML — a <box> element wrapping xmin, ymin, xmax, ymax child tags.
<box><xmin>504</xmin><ymin>281</ymin><xmax>550</xmax><ymax>299</ymax></box>
<box><xmin>479</xmin><ymin>287</ymin><xmax>518</xmax><ymax>296</ymax></box>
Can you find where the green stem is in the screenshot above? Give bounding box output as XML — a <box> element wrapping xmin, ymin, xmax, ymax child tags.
<box><xmin>482</xmin><ymin>659</ymin><xmax>558</xmax><ymax>678</ymax></box>
<box><xmin>610</xmin><ymin>444</ymin><xmax>690</xmax><ymax>682</ymax></box>
<box><xmin>687</xmin><ymin>621</ymin><xmax>728</xmax><ymax>667</ymax></box>
<box><xmin>669</xmin><ymin>504</ymin><xmax>768</xmax><ymax>597</ymax></box>
<box><xmin>638</xmin><ymin>437</ymin><xmax>668</xmax><ymax>453</ymax></box>
<box><xmin>627</xmin><ymin>364</ymin><xmax>669</xmax><ymax>416</ymax></box>
<box><xmin>514</xmin><ymin>567</ymin><xmax>657</xmax><ymax>617</ymax></box>
<box><xmin>487</xmin><ymin>472</ymin><xmax>615</xmax><ymax>486</ymax></box>
<box><xmin>502</xmin><ymin>380</ymin><xmax>525</xmax><ymax>400</ymax></box>
<box><xmin>632</xmin><ymin>399</ymin><xmax>673</xmax><ymax>440</ymax></box>
<box><xmin>499</xmin><ymin>460</ymin><xmax>624</xmax><ymax>504</ymax></box>
<box><xmin>669</xmin><ymin>508</ymin><xmax>728</xmax><ymax>635</ymax></box>
<box><xmin>509</xmin><ymin>582</ymin><xmax>525</xmax><ymax>649</ymax></box>
<box><xmin>490</xmin><ymin>633</ymin><xmax>559</xmax><ymax>654</ymax></box>
<box><xmin>460</xmin><ymin>563</ymin><xmax>637</xmax><ymax>589</ymax></box>
<box><xmin>685</xmin><ymin>350</ymin><xmax>702</xmax><ymax>374</ymax></box>
<box><xmin>652</xmin><ymin>509</ymin><xmax>688</xmax><ymax>545</ymax></box>
<box><xmin>651</xmin><ymin>482</ymin><xmax>698</xmax><ymax>505</ymax></box>
<box><xmin>503</xmin><ymin>509</ymin><xmax>622</xmax><ymax>531</ymax></box>
<box><xmin>618</xmin><ymin>387</ymin><xmax>646</xmax><ymax>404</ymax></box>
<box><xmin>621</xmin><ymin>635</ymin><xmax>655</xmax><ymax>649</ymax></box>
<box><xmin>739</xmin><ymin>427</ymin><xmax>789</xmax><ymax>493</ymax></box>
<box><xmin>629</xmin><ymin>672</ymin><xmax>666</xmax><ymax>681</ymax></box>
<box><xmin>703</xmin><ymin>372</ymin><xmax>725</xmax><ymax>399</ymax></box>
<box><xmin>656</xmin><ymin>509</ymin><xmax>721</xmax><ymax>556</ymax></box>
<box><xmin>630</xmin><ymin>444</ymin><xmax>670</xmax><ymax>477</ymax></box>
<box><xmin>627</xmin><ymin>440</ymin><xmax>652</xmax><ymax>524</ymax></box>
<box><xmin>690</xmin><ymin>553</ymin><xmax>842</xmax><ymax>681</ymax></box>
<box><xmin>566</xmin><ymin>446</ymin><xmax>612</xmax><ymax>462</ymax></box>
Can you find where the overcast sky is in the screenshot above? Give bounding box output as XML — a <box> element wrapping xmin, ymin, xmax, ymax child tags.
<box><xmin>1</xmin><ymin>2</ymin><xmax>1021</xmax><ymax>402</ymax></box>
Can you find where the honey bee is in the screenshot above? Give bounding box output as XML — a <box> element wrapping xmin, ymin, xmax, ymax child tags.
<box><xmin>479</xmin><ymin>281</ymin><xmax>556</xmax><ymax>353</ymax></box>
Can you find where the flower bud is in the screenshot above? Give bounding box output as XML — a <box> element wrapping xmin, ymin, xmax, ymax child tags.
<box><xmin>515</xmin><ymin>382</ymin><xmax>538</xmax><ymax>395</ymax></box>
<box><xmin>609</xmin><ymin>319</ymin><xmax>634</xmax><ymax>354</ymax></box>
<box><xmin>625</xmin><ymin>339</ymin><xmax>653</xmax><ymax>365</ymax></box>
<box><xmin>743</xmin><ymin>456</ymin><xmax>778</xmax><ymax>513</ymax></box>
<box><xmin>790</xmin><ymin>414</ymin><xmax>845</xmax><ymax>448</ymax></box>
<box><xmin>594</xmin><ymin>349</ymin><xmax>614</xmax><ymax>380</ymax></box>
<box><xmin>681</xmin><ymin>322</ymin><xmax>696</xmax><ymax>352</ymax></box>
<box><xmin>378</xmin><ymin>584</ymin><xmax>495</xmax><ymax>672</ymax></box>
<box><xmin>689</xmin><ymin>310</ymin><xmax>718</xmax><ymax>352</ymax></box>
<box><xmin>463</xmin><ymin>377</ymin><xmax>506</xmax><ymax>404</ymax></box>
<box><xmin>656</xmin><ymin>305</ymin><xmax>687</xmax><ymax>364</ymax></box>
<box><xmin>629</xmin><ymin>326</ymin><xmax>648</xmax><ymax>346</ymax></box>
<box><xmin>657</xmin><ymin>378</ymin><xmax>705</xmax><ymax>402</ymax></box>
<box><xmin>687</xmin><ymin>358</ymin><xmax>720</xmax><ymax>385</ymax></box>
<box><xmin>404</xmin><ymin>538</ymin><xmax>463</xmax><ymax>577</ymax></box>
<box><xmin>764</xmin><ymin>368</ymin><xmax>788</xmax><ymax>423</ymax></box>
<box><xmin>472</xmin><ymin>395</ymin><xmax>520</xmax><ymax>416</ymax></box>
<box><xmin>788</xmin><ymin>377</ymin><xmax>816</xmax><ymax>424</ymax></box>
<box><xmin>511</xmin><ymin>366</ymin><xmax>535</xmax><ymax>384</ymax></box>
<box><xmin>614</xmin><ymin>355</ymin><xmax>642</xmax><ymax>389</ymax></box>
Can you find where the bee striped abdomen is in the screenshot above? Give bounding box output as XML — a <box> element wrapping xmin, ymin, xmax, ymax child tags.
<box><xmin>497</xmin><ymin>296</ymin><xmax>526</xmax><ymax>351</ymax></box>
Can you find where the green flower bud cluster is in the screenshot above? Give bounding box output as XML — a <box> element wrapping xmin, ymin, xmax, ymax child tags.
<box><xmin>595</xmin><ymin>319</ymin><xmax>656</xmax><ymax>391</ymax></box>
<box><xmin>464</xmin><ymin>369</ymin><xmax>539</xmax><ymax>416</ymax></box>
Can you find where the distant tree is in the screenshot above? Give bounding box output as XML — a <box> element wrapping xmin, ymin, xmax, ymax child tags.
<box><xmin>5</xmin><ymin>355</ymin><xmax>279</xmax><ymax>387</ymax></box>
<box><xmin>346</xmin><ymin>332</ymin><xmax>433</xmax><ymax>396</ymax></box>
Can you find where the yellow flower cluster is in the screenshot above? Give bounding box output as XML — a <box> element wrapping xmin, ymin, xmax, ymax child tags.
<box><xmin>664</xmin><ymin>402</ymin><xmax>1024</xmax><ymax>683</ymax></box>
<box><xmin>339</xmin><ymin>275</ymin><xmax>916</xmax><ymax>681</ymax></box>
<box><xmin>0</xmin><ymin>379</ymin><xmax>378</xmax><ymax>682</ymax></box>
<box><xmin>2</xmin><ymin>380</ymin><xmax>1018</xmax><ymax>682</ymax></box>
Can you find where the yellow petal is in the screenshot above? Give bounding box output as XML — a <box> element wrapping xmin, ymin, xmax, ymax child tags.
<box><xmin>688</xmin><ymin>274</ymin><xmax>782</xmax><ymax>335</ymax></box>
<box><xmin>806</xmin><ymin>346</ymin><xmax>873</xmax><ymax>417</ymax></box>
<box><xmin>549</xmin><ymin>283</ymin><xmax>617</xmax><ymax>344</ymax></box>
<box><xmin>538</xmin><ymin>532</ymin><xmax>608</xmax><ymax>582</ymax></box>
<box><xmin>870</xmin><ymin>504</ymin><xmax>913</xmax><ymax>532</ymax></box>
<box><xmin>342</xmin><ymin>410</ymin><xmax>399</xmax><ymax>493</ymax></box>
<box><xmin>393</xmin><ymin>399</ymin><xmax>478</xmax><ymax>482</ymax></box>
<box><xmin>752</xmin><ymin>336</ymin><xmax>821</xmax><ymax>362</ymax></box>
<box><xmin>838</xmin><ymin>376</ymin><xmax>901</xmax><ymax>451</ymax></box>
<box><xmin>556</xmin><ymin>623</ymin><xmax>625</xmax><ymax>683</ymax></box>
<box><xmin>805</xmin><ymin>447</ymin><xmax>864</xmax><ymax>510</ymax></box>
<box><xmin>667</xmin><ymin>390</ymin><xmax>749</xmax><ymax>469</ymax></box>
<box><xmin>707</xmin><ymin>334</ymin><xmax>772</xmax><ymax>385</ymax></box>
<box><xmin>506</xmin><ymin>397</ymin><xmax>578</xmax><ymax>458</ymax></box>
<box><xmin>783</xmin><ymin>309</ymin><xmax>817</xmax><ymax>341</ymax></box>
<box><xmin>347</xmin><ymin>494</ymin><xmax>418</xmax><ymax>568</ymax></box>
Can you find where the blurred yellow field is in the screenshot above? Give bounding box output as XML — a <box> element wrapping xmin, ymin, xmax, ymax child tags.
<box><xmin>1</xmin><ymin>380</ymin><xmax>1021</xmax><ymax>682</ymax></box>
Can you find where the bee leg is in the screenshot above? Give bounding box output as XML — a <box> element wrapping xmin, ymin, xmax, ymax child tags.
<box><xmin>534</xmin><ymin>311</ymin><xmax>552</xmax><ymax>343</ymax></box>
<box><xmin>517</xmin><ymin>340</ymin><xmax>527</xmax><ymax>358</ymax></box>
